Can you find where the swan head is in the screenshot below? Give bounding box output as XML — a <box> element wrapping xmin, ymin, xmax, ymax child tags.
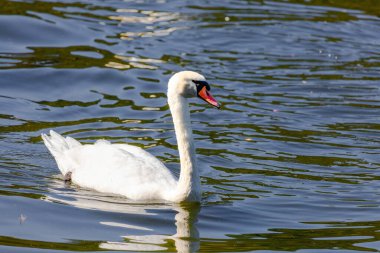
<box><xmin>168</xmin><ymin>71</ymin><xmax>220</xmax><ymax>108</ymax></box>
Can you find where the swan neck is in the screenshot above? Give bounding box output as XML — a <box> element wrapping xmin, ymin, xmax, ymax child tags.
<box><xmin>168</xmin><ymin>94</ymin><xmax>200</xmax><ymax>202</ymax></box>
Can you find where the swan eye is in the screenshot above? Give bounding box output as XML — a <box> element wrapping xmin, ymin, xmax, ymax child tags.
<box><xmin>192</xmin><ymin>80</ymin><xmax>210</xmax><ymax>92</ymax></box>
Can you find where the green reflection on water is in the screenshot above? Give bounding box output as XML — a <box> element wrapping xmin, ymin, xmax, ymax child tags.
<box><xmin>0</xmin><ymin>0</ymin><xmax>112</xmax><ymax>20</ymax></box>
<box><xmin>200</xmin><ymin>220</ymin><xmax>380</xmax><ymax>252</ymax></box>
<box><xmin>0</xmin><ymin>46</ymin><xmax>117</xmax><ymax>69</ymax></box>
<box><xmin>283</xmin><ymin>0</ymin><xmax>380</xmax><ymax>17</ymax></box>
<box><xmin>38</xmin><ymin>99</ymin><xmax>101</xmax><ymax>108</ymax></box>
<box><xmin>0</xmin><ymin>189</ymin><xmax>43</xmax><ymax>199</ymax></box>
<box><xmin>0</xmin><ymin>236</ymin><xmax>102</xmax><ymax>252</ymax></box>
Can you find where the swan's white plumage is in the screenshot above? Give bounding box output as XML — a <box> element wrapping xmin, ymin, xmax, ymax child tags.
<box><xmin>42</xmin><ymin>71</ymin><xmax>219</xmax><ymax>202</ymax></box>
<box><xmin>42</xmin><ymin>130</ymin><xmax>177</xmax><ymax>200</ymax></box>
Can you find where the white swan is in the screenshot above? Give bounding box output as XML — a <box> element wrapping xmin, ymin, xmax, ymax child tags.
<box><xmin>42</xmin><ymin>71</ymin><xmax>220</xmax><ymax>202</ymax></box>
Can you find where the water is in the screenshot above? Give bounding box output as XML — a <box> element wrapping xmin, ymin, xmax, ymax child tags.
<box><xmin>1</xmin><ymin>0</ymin><xmax>380</xmax><ymax>252</ymax></box>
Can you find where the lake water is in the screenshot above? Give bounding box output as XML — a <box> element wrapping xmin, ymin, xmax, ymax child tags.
<box><xmin>1</xmin><ymin>0</ymin><xmax>380</xmax><ymax>252</ymax></box>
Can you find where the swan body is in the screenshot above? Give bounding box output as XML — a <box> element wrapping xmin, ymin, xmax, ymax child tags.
<box><xmin>42</xmin><ymin>71</ymin><xmax>219</xmax><ymax>202</ymax></box>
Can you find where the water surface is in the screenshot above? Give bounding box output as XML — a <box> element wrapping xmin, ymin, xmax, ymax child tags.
<box><xmin>1</xmin><ymin>0</ymin><xmax>380</xmax><ymax>252</ymax></box>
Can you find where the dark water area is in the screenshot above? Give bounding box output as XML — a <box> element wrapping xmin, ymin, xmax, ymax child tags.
<box><xmin>1</xmin><ymin>0</ymin><xmax>380</xmax><ymax>252</ymax></box>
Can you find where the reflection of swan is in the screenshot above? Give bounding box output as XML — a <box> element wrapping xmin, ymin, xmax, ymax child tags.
<box><xmin>100</xmin><ymin>203</ymin><xmax>200</xmax><ymax>253</ymax></box>
<box><xmin>172</xmin><ymin>203</ymin><xmax>200</xmax><ymax>253</ymax></box>
<box><xmin>44</xmin><ymin>179</ymin><xmax>200</xmax><ymax>252</ymax></box>
<box><xmin>42</xmin><ymin>71</ymin><xmax>219</xmax><ymax>202</ymax></box>
<box><xmin>44</xmin><ymin>178</ymin><xmax>155</xmax><ymax>215</ymax></box>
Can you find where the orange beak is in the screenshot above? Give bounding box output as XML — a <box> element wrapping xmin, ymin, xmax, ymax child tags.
<box><xmin>198</xmin><ymin>86</ymin><xmax>220</xmax><ymax>109</ymax></box>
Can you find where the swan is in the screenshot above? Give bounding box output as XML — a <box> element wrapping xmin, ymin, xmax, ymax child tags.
<box><xmin>41</xmin><ymin>71</ymin><xmax>220</xmax><ymax>202</ymax></box>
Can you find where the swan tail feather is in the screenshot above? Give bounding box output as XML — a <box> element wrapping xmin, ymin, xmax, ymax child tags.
<box><xmin>41</xmin><ymin>133</ymin><xmax>60</xmax><ymax>158</ymax></box>
<box><xmin>65</xmin><ymin>136</ymin><xmax>82</xmax><ymax>149</ymax></box>
<box><xmin>42</xmin><ymin>130</ymin><xmax>82</xmax><ymax>156</ymax></box>
<box><xmin>49</xmin><ymin>130</ymin><xmax>69</xmax><ymax>150</ymax></box>
<box><xmin>42</xmin><ymin>130</ymin><xmax>82</xmax><ymax>176</ymax></box>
